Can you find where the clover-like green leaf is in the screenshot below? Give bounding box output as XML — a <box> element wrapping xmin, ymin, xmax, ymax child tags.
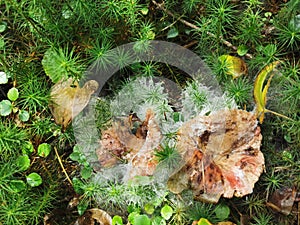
<box><xmin>19</xmin><ymin>110</ymin><xmax>30</xmax><ymax>122</ymax></box>
<box><xmin>237</xmin><ymin>45</ymin><xmax>249</xmax><ymax>56</ymax></box>
<box><xmin>112</xmin><ymin>215</ymin><xmax>123</xmax><ymax>225</ymax></box>
<box><xmin>214</xmin><ymin>204</ymin><xmax>230</xmax><ymax>221</ymax></box>
<box><xmin>167</xmin><ymin>27</ymin><xmax>179</xmax><ymax>39</ymax></box>
<box><xmin>0</xmin><ymin>22</ymin><xmax>7</xmax><ymax>33</ymax></box>
<box><xmin>16</xmin><ymin>155</ymin><xmax>31</xmax><ymax>171</ymax></box>
<box><xmin>80</xmin><ymin>166</ymin><xmax>92</xmax><ymax>179</ymax></box>
<box><xmin>161</xmin><ymin>204</ymin><xmax>173</xmax><ymax>220</ymax></box>
<box><xmin>7</xmin><ymin>87</ymin><xmax>19</xmax><ymax>101</ymax></box>
<box><xmin>133</xmin><ymin>215</ymin><xmax>151</xmax><ymax>225</ymax></box>
<box><xmin>0</xmin><ymin>71</ymin><xmax>8</xmax><ymax>84</ymax></box>
<box><xmin>9</xmin><ymin>180</ymin><xmax>26</xmax><ymax>192</ymax></box>
<box><xmin>26</xmin><ymin>172</ymin><xmax>42</xmax><ymax>187</ymax></box>
<box><xmin>22</xmin><ymin>141</ymin><xmax>34</xmax><ymax>155</ymax></box>
<box><xmin>0</xmin><ymin>100</ymin><xmax>12</xmax><ymax>116</ymax></box>
<box><xmin>37</xmin><ymin>143</ymin><xmax>51</xmax><ymax>157</ymax></box>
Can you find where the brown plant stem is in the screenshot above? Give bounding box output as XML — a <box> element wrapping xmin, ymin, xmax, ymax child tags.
<box><xmin>152</xmin><ymin>0</ymin><xmax>253</xmax><ymax>59</ymax></box>
<box><xmin>54</xmin><ymin>146</ymin><xmax>73</xmax><ymax>186</ymax></box>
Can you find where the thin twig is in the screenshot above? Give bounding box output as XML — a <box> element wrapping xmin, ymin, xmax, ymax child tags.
<box><xmin>161</xmin><ymin>14</ymin><xmax>184</xmax><ymax>31</ymax></box>
<box><xmin>152</xmin><ymin>0</ymin><xmax>253</xmax><ymax>59</ymax></box>
<box><xmin>54</xmin><ymin>146</ymin><xmax>73</xmax><ymax>186</ymax></box>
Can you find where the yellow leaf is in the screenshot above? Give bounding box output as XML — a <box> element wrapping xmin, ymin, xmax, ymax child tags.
<box><xmin>254</xmin><ymin>61</ymin><xmax>292</xmax><ymax>123</ymax></box>
<box><xmin>254</xmin><ymin>61</ymin><xmax>279</xmax><ymax>123</ymax></box>
<box><xmin>197</xmin><ymin>218</ymin><xmax>213</xmax><ymax>225</ymax></box>
<box><xmin>216</xmin><ymin>222</ymin><xmax>236</xmax><ymax>225</ymax></box>
<box><xmin>218</xmin><ymin>55</ymin><xmax>247</xmax><ymax>79</ymax></box>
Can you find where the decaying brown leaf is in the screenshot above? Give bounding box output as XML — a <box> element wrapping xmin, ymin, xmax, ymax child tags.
<box><xmin>49</xmin><ymin>78</ymin><xmax>99</xmax><ymax>130</ymax></box>
<box><xmin>71</xmin><ymin>208</ymin><xmax>112</xmax><ymax>225</ymax></box>
<box><xmin>266</xmin><ymin>187</ymin><xmax>298</xmax><ymax>215</ymax></box>
<box><xmin>96</xmin><ymin>109</ymin><xmax>162</xmax><ymax>178</ymax></box>
<box><xmin>167</xmin><ymin>109</ymin><xmax>264</xmax><ymax>203</ymax></box>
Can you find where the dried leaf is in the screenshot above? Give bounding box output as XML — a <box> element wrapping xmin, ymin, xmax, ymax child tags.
<box><xmin>266</xmin><ymin>187</ymin><xmax>297</xmax><ymax>215</ymax></box>
<box><xmin>96</xmin><ymin>109</ymin><xmax>162</xmax><ymax>178</ymax></box>
<box><xmin>167</xmin><ymin>109</ymin><xmax>264</xmax><ymax>203</ymax></box>
<box><xmin>218</xmin><ymin>55</ymin><xmax>247</xmax><ymax>79</ymax></box>
<box><xmin>216</xmin><ymin>222</ymin><xmax>236</xmax><ymax>225</ymax></box>
<box><xmin>49</xmin><ymin>78</ymin><xmax>99</xmax><ymax>129</ymax></box>
<box><xmin>72</xmin><ymin>208</ymin><xmax>112</xmax><ymax>225</ymax></box>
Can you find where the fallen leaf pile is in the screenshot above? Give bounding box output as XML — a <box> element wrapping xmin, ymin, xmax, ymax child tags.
<box><xmin>96</xmin><ymin>108</ymin><xmax>264</xmax><ymax>203</ymax></box>
<box><xmin>168</xmin><ymin>109</ymin><xmax>264</xmax><ymax>203</ymax></box>
<box><xmin>49</xmin><ymin>78</ymin><xmax>99</xmax><ymax>130</ymax></box>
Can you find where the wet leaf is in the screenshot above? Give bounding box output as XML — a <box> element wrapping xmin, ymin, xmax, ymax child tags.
<box><xmin>266</xmin><ymin>187</ymin><xmax>297</xmax><ymax>215</ymax></box>
<box><xmin>167</xmin><ymin>27</ymin><xmax>179</xmax><ymax>39</ymax></box>
<box><xmin>9</xmin><ymin>180</ymin><xmax>26</xmax><ymax>192</ymax></box>
<box><xmin>134</xmin><ymin>215</ymin><xmax>151</xmax><ymax>225</ymax></box>
<box><xmin>216</xmin><ymin>222</ymin><xmax>236</xmax><ymax>225</ymax></box>
<box><xmin>237</xmin><ymin>45</ymin><xmax>248</xmax><ymax>56</ymax></box>
<box><xmin>0</xmin><ymin>71</ymin><xmax>8</xmax><ymax>84</ymax></box>
<box><xmin>112</xmin><ymin>215</ymin><xmax>123</xmax><ymax>225</ymax></box>
<box><xmin>38</xmin><ymin>143</ymin><xmax>51</xmax><ymax>157</ymax></box>
<box><xmin>26</xmin><ymin>172</ymin><xmax>42</xmax><ymax>187</ymax></box>
<box><xmin>214</xmin><ymin>204</ymin><xmax>230</xmax><ymax>221</ymax></box>
<box><xmin>16</xmin><ymin>155</ymin><xmax>30</xmax><ymax>171</ymax></box>
<box><xmin>0</xmin><ymin>100</ymin><xmax>12</xmax><ymax>116</ymax></box>
<box><xmin>167</xmin><ymin>110</ymin><xmax>264</xmax><ymax>203</ymax></box>
<box><xmin>218</xmin><ymin>55</ymin><xmax>247</xmax><ymax>79</ymax></box>
<box><xmin>19</xmin><ymin>110</ymin><xmax>30</xmax><ymax>122</ymax></box>
<box><xmin>7</xmin><ymin>87</ymin><xmax>19</xmax><ymax>101</ymax></box>
<box><xmin>161</xmin><ymin>204</ymin><xmax>173</xmax><ymax>220</ymax></box>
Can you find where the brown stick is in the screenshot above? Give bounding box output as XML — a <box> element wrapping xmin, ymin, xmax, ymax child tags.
<box><xmin>152</xmin><ymin>0</ymin><xmax>253</xmax><ymax>59</ymax></box>
<box><xmin>54</xmin><ymin>146</ymin><xmax>73</xmax><ymax>186</ymax></box>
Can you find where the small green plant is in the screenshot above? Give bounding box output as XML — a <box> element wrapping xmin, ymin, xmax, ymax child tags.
<box><xmin>250</xmin><ymin>212</ymin><xmax>274</xmax><ymax>225</ymax></box>
<box><xmin>225</xmin><ymin>78</ymin><xmax>252</xmax><ymax>107</ymax></box>
<box><xmin>18</xmin><ymin>74</ymin><xmax>49</xmax><ymax>113</ymax></box>
<box><xmin>42</xmin><ymin>47</ymin><xmax>85</xmax><ymax>83</ymax></box>
<box><xmin>0</xmin><ymin>77</ymin><xmax>30</xmax><ymax>120</ymax></box>
<box><xmin>206</xmin><ymin>0</ymin><xmax>237</xmax><ymax>36</ymax></box>
<box><xmin>240</xmin><ymin>194</ymin><xmax>266</xmax><ymax>217</ymax></box>
<box><xmin>274</xmin><ymin>14</ymin><xmax>300</xmax><ymax>51</ymax></box>
<box><xmin>0</xmin><ymin>121</ymin><xmax>29</xmax><ymax>159</ymax></box>
<box><xmin>237</xmin><ymin>9</ymin><xmax>264</xmax><ymax>46</ymax></box>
